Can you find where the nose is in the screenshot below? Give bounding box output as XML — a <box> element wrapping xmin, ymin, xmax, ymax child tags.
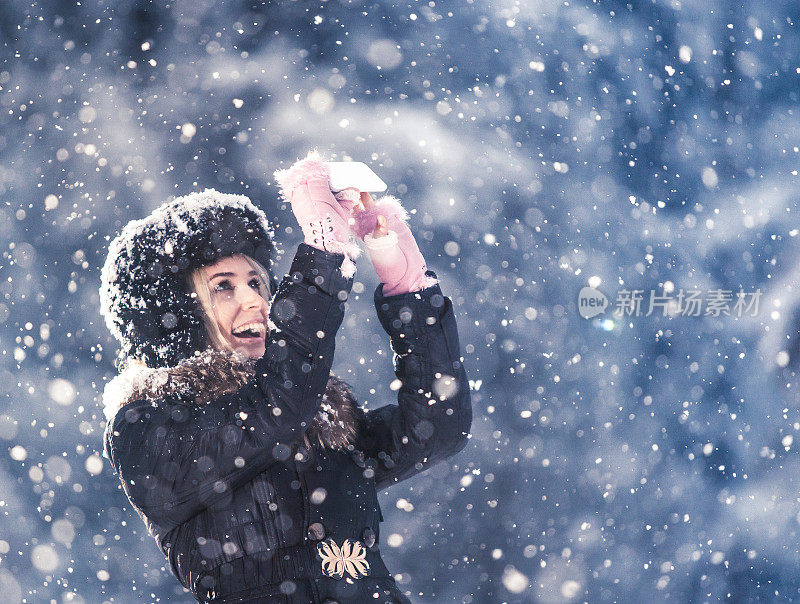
<box><xmin>237</xmin><ymin>284</ymin><xmax>265</xmax><ymax>311</ymax></box>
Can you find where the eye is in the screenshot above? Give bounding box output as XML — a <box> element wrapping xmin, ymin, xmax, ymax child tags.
<box><xmin>249</xmin><ymin>278</ymin><xmax>262</xmax><ymax>290</ymax></box>
<box><xmin>213</xmin><ymin>279</ymin><xmax>233</xmax><ymax>293</ymax></box>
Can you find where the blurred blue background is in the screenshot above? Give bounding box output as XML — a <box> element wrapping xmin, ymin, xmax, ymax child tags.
<box><xmin>2</xmin><ymin>0</ymin><xmax>800</xmax><ymax>601</ymax></box>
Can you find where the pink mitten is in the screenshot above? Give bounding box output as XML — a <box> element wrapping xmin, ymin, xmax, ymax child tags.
<box><xmin>350</xmin><ymin>195</ymin><xmax>438</xmax><ymax>296</ymax></box>
<box><xmin>273</xmin><ymin>151</ymin><xmax>361</xmax><ymax>278</ymax></box>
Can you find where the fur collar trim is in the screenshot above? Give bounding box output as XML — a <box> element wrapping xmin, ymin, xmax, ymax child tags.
<box><xmin>103</xmin><ymin>349</ymin><xmax>360</xmax><ymax>452</ymax></box>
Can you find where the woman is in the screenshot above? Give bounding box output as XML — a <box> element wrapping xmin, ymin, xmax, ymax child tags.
<box><xmin>100</xmin><ymin>151</ymin><xmax>472</xmax><ymax>603</ymax></box>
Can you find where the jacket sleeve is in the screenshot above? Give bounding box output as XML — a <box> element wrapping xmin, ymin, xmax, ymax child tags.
<box><xmin>103</xmin><ymin>243</ymin><xmax>353</xmax><ymax>539</ymax></box>
<box><xmin>356</xmin><ymin>271</ymin><xmax>473</xmax><ymax>490</ymax></box>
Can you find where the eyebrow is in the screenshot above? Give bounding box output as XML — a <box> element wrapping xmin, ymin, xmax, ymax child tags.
<box><xmin>208</xmin><ymin>270</ymin><xmax>259</xmax><ymax>280</ymax></box>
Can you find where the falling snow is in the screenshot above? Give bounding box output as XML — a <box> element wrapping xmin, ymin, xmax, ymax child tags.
<box><xmin>1</xmin><ymin>0</ymin><xmax>799</xmax><ymax>602</ymax></box>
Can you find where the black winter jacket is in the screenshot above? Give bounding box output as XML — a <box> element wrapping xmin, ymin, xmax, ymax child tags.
<box><xmin>102</xmin><ymin>243</ymin><xmax>473</xmax><ymax>603</ymax></box>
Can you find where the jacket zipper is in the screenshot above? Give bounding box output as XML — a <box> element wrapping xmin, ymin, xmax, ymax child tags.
<box><xmin>295</xmin><ymin>459</ymin><xmax>310</xmax><ymax>538</ymax></box>
<box><xmin>295</xmin><ymin>457</ymin><xmax>322</xmax><ymax>603</ymax></box>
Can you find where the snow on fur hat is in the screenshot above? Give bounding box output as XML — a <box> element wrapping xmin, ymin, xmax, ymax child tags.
<box><xmin>99</xmin><ymin>189</ymin><xmax>279</xmax><ymax>369</ymax></box>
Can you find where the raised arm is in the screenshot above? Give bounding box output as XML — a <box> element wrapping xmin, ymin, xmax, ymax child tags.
<box><xmin>356</xmin><ymin>274</ymin><xmax>472</xmax><ymax>489</ymax></box>
<box><xmin>339</xmin><ymin>189</ymin><xmax>472</xmax><ymax>488</ymax></box>
<box><xmin>103</xmin><ymin>244</ymin><xmax>354</xmax><ymax>541</ymax></box>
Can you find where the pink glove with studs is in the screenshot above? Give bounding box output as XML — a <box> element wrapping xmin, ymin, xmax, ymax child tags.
<box><xmin>335</xmin><ymin>189</ymin><xmax>438</xmax><ymax>296</ymax></box>
<box><xmin>273</xmin><ymin>151</ymin><xmax>361</xmax><ymax>278</ymax></box>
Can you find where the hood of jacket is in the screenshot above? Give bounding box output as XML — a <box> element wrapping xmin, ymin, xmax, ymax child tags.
<box><xmin>102</xmin><ymin>348</ymin><xmax>360</xmax><ymax>452</ymax></box>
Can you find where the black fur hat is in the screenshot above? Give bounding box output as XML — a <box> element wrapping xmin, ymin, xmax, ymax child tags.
<box><xmin>99</xmin><ymin>189</ymin><xmax>280</xmax><ymax>369</ymax></box>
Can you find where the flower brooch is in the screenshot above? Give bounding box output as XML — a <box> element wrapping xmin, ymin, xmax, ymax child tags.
<box><xmin>317</xmin><ymin>538</ymin><xmax>371</xmax><ymax>580</ymax></box>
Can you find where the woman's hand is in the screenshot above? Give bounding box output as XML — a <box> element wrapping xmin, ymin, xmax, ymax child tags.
<box><xmin>362</xmin><ymin>193</ymin><xmax>390</xmax><ymax>238</ymax></box>
<box><xmin>335</xmin><ymin>188</ymin><xmax>437</xmax><ymax>296</ymax></box>
<box><xmin>337</xmin><ymin>190</ymin><xmax>389</xmax><ymax>239</ymax></box>
<box><xmin>273</xmin><ymin>151</ymin><xmax>361</xmax><ymax>277</ymax></box>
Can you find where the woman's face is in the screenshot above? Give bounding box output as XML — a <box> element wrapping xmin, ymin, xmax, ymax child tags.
<box><xmin>201</xmin><ymin>254</ymin><xmax>270</xmax><ymax>359</ymax></box>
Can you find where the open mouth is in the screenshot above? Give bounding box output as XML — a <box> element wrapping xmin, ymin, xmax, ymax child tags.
<box><xmin>231</xmin><ymin>322</ymin><xmax>265</xmax><ymax>340</ymax></box>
